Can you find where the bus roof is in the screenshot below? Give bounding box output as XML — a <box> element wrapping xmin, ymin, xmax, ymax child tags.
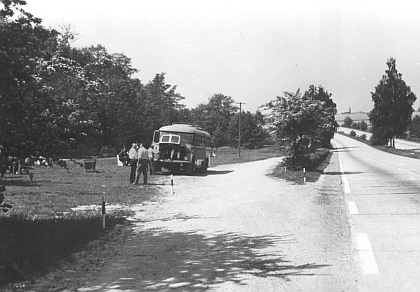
<box><xmin>159</xmin><ymin>124</ymin><xmax>210</xmax><ymax>137</ymax></box>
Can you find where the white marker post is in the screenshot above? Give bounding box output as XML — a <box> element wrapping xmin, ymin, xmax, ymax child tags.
<box><xmin>102</xmin><ymin>196</ymin><xmax>106</xmax><ymax>230</ymax></box>
<box><xmin>170</xmin><ymin>174</ymin><xmax>174</xmax><ymax>195</ymax></box>
<box><xmin>303</xmin><ymin>168</ymin><xmax>306</xmax><ymax>183</ymax></box>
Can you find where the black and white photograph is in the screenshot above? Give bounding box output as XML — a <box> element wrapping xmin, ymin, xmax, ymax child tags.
<box><xmin>1</xmin><ymin>0</ymin><xmax>420</xmax><ymax>291</ymax></box>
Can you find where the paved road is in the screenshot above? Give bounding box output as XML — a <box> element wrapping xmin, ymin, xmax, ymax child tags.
<box><xmin>333</xmin><ymin>133</ymin><xmax>420</xmax><ymax>292</ymax></box>
<box><xmin>338</xmin><ymin>127</ymin><xmax>420</xmax><ymax>150</ymax></box>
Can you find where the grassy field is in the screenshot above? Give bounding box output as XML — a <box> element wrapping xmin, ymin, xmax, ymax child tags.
<box><xmin>0</xmin><ymin>146</ymin><xmax>288</xmax><ymax>289</ymax></box>
<box><xmin>211</xmin><ymin>145</ymin><xmax>284</xmax><ymax>167</ymax></box>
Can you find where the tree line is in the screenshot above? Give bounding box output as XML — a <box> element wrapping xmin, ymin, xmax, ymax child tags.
<box><xmin>0</xmin><ymin>0</ymin><xmax>271</xmax><ymax>158</ymax></box>
<box><xmin>1</xmin><ymin>0</ymin><xmax>342</xmax><ymax>171</ymax></box>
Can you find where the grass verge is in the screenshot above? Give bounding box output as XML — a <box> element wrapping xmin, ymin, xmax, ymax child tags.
<box><xmin>269</xmin><ymin>148</ymin><xmax>333</xmax><ymax>184</ymax></box>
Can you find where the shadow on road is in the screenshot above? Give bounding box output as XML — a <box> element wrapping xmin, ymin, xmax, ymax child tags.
<box><xmin>323</xmin><ymin>171</ymin><xmax>364</xmax><ymax>175</ymax></box>
<box><xmin>330</xmin><ymin>147</ymin><xmax>357</xmax><ymax>153</ymax></box>
<box><xmin>80</xmin><ymin>229</ymin><xmax>330</xmax><ymax>291</ymax></box>
<box><xmin>158</xmin><ymin>170</ymin><xmax>234</xmax><ymax>177</ymax></box>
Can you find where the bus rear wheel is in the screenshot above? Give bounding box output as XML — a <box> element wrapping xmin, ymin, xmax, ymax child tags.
<box><xmin>201</xmin><ymin>159</ymin><xmax>208</xmax><ymax>174</ymax></box>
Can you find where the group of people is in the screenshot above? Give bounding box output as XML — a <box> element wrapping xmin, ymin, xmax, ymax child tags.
<box><xmin>127</xmin><ymin>142</ymin><xmax>155</xmax><ymax>185</ymax></box>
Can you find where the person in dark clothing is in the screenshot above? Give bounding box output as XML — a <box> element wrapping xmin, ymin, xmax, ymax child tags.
<box><xmin>118</xmin><ymin>146</ymin><xmax>129</xmax><ymax>166</ymax></box>
<box><xmin>133</xmin><ymin>143</ymin><xmax>149</xmax><ymax>185</ymax></box>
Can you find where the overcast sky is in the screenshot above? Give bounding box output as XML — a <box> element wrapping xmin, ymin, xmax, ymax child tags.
<box><xmin>24</xmin><ymin>0</ymin><xmax>420</xmax><ymax>114</ymax></box>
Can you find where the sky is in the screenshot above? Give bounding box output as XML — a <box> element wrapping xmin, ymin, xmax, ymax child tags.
<box><xmin>23</xmin><ymin>0</ymin><xmax>420</xmax><ymax>114</ymax></box>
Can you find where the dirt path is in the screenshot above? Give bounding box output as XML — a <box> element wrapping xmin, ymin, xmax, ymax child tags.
<box><xmin>76</xmin><ymin>155</ymin><xmax>357</xmax><ymax>291</ymax></box>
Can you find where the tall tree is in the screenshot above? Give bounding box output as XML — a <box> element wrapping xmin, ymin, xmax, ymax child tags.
<box><xmin>190</xmin><ymin>94</ymin><xmax>237</xmax><ymax>147</ymax></box>
<box><xmin>0</xmin><ymin>0</ymin><xmax>61</xmax><ymax>156</ymax></box>
<box><xmin>304</xmin><ymin>85</ymin><xmax>338</xmax><ymax>147</ymax></box>
<box><xmin>369</xmin><ymin>57</ymin><xmax>417</xmax><ymax>147</ymax></box>
<box><xmin>227</xmin><ymin>111</ymin><xmax>269</xmax><ymax>149</ymax></box>
<box><xmin>264</xmin><ymin>88</ymin><xmax>336</xmax><ymax>169</ymax></box>
<box><xmin>141</xmin><ymin>73</ymin><xmax>186</xmax><ymax>143</ymax></box>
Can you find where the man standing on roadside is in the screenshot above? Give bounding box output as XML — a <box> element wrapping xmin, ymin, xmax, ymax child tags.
<box><xmin>128</xmin><ymin>143</ymin><xmax>138</xmax><ymax>184</ymax></box>
<box><xmin>133</xmin><ymin>143</ymin><xmax>149</xmax><ymax>185</ymax></box>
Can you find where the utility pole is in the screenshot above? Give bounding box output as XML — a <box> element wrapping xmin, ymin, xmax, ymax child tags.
<box><xmin>236</xmin><ymin>102</ymin><xmax>245</xmax><ymax>158</ymax></box>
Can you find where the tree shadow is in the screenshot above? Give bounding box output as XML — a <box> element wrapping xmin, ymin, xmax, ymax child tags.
<box><xmin>201</xmin><ymin>170</ymin><xmax>234</xmax><ymax>176</ymax></box>
<box><xmin>0</xmin><ymin>215</ymin><xmax>126</xmax><ymax>287</ymax></box>
<box><xmin>323</xmin><ymin>171</ymin><xmax>365</xmax><ymax>175</ymax></box>
<box><xmin>330</xmin><ymin>147</ymin><xmax>357</xmax><ymax>153</ymax></box>
<box><xmin>81</xmin><ymin>229</ymin><xmax>330</xmax><ymax>291</ymax></box>
<box><xmin>0</xmin><ymin>178</ymin><xmax>45</xmax><ymax>187</ymax></box>
<box><xmin>158</xmin><ymin>170</ymin><xmax>234</xmax><ymax>177</ymax></box>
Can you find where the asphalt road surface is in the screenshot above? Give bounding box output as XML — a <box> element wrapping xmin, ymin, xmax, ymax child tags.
<box><xmin>333</xmin><ymin>133</ymin><xmax>420</xmax><ymax>292</ymax></box>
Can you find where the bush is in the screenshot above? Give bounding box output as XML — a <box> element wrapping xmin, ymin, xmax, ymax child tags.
<box><xmin>360</xmin><ymin>121</ymin><xmax>368</xmax><ymax>131</ymax></box>
<box><xmin>281</xmin><ymin>148</ymin><xmax>329</xmax><ymax>171</ymax></box>
<box><xmin>369</xmin><ymin>131</ymin><xmax>388</xmax><ymax>145</ymax></box>
<box><xmin>350</xmin><ymin>130</ymin><xmax>357</xmax><ymax>137</ymax></box>
<box><xmin>360</xmin><ymin>134</ymin><xmax>367</xmax><ymax>140</ymax></box>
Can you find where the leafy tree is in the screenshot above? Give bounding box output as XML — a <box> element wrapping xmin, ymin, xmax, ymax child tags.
<box><xmin>190</xmin><ymin>94</ymin><xmax>238</xmax><ymax>146</ymax></box>
<box><xmin>264</xmin><ymin>87</ymin><xmax>336</xmax><ymax>169</ymax></box>
<box><xmin>343</xmin><ymin>116</ymin><xmax>353</xmax><ymax>127</ymax></box>
<box><xmin>369</xmin><ymin>57</ymin><xmax>417</xmax><ymax>147</ymax></box>
<box><xmin>141</xmin><ymin>73</ymin><xmax>186</xmax><ymax>142</ymax></box>
<box><xmin>0</xmin><ymin>0</ymin><xmax>62</xmax><ymax>156</ymax></box>
<box><xmin>227</xmin><ymin>111</ymin><xmax>269</xmax><ymax>149</ymax></box>
<box><xmin>359</xmin><ymin>120</ymin><xmax>368</xmax><ymax>131</ymax></box>
<box><xmin>304</xmin><ymin>85</ymin><xmax>338</xmax><ymax>147</ymax></box>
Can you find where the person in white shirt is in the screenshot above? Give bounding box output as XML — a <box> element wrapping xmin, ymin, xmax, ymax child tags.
<box><xmin>128</xmin><ymin>143</ymin><xmax>138</xmax><ymax>183</ymax></box>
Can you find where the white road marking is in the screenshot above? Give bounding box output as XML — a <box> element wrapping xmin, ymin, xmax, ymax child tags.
<box><xmin>355</xmin><ymin>233</ymin><xmax>380</xmax><ymax>275</ymax></box>
<box><xmin>337</xmin><ymin>150</ymin><xmax>351</xmax><ymax>193</ymax></box>
<box><xmin>348</xmin><ymin>202</ymin><xmax>359</xmax><ymax>215</ymax></box>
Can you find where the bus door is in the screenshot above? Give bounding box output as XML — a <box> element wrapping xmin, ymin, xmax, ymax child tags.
<box><xmin>153</xmin><ymin>130</ymin><xmax>160</xmax><ymax>153</ymax></box>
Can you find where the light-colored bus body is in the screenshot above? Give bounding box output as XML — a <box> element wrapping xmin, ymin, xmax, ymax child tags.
<box><xmin>152</xmin><ymin>123</ymin><xmax>213</xmax><ymax>174</ymax></box>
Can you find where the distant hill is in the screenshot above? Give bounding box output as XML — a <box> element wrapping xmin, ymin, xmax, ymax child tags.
<box><xmin>335</xmin><ymin>111</ymin><xmax>420</xmax><ymax>126</ymax></box>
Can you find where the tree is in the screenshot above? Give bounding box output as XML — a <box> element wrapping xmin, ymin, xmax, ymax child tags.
<box><xmin>190</xmin><ymin>94</ymin><xmax>237</xmax><ymax>147</ymax></box>
<box><xmin>343</xmin><ymin>116</ymin><xmax>353</xmax><ymax>127</ymax></box>
<box><xmin>359</xmin><ymin>120</ymin><xmax>368</xmax><ymax>131</ymax></box>
<box><xmin>227</xmin><ymin>111</ymin><xmax>269</xmax><ymax>149</ymax></box>
<box><xmin>141</xmin><ymin>73</ymin><xmax>186</xmax><ymax>142</ymax></box>
<box><xmin>369</xmin><ymin>57</ymin><xmax>417</xmax><ymax>147</ymax></box>
<box><xmin>0</xmin><ymin>0</ymin><xmax>62</xmax><ymax>156</ymax></box>
<box><xmin>264</xmin><ymin>87</ymin><xmax>336</xmax><ymax>169</ymax></box>
<box><xmin>304</xmin><ymin>85</ymin><xmax>338</xmax><ymax>147</ymax></box>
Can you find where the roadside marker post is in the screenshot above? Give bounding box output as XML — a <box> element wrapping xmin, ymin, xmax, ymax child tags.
<box><xmin>102</xmin><ymin>196</ymin><xmax>106</xmax><ymax>230</ymax></box>
<box><xmin>303</xmin><ymin>168</ymin><xmax>306</xmax><ymax>184</ymax></box>
<box><xmin>170</xmin><ymin>174</ymin><xmax>174</xmax><ymax>195</ymax></box>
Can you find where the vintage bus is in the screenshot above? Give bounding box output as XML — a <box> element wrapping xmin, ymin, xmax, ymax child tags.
<box><xmin>152</xmin><ymin>123</ymin><xmax>213</xmax><ymax>175</ymax></box>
